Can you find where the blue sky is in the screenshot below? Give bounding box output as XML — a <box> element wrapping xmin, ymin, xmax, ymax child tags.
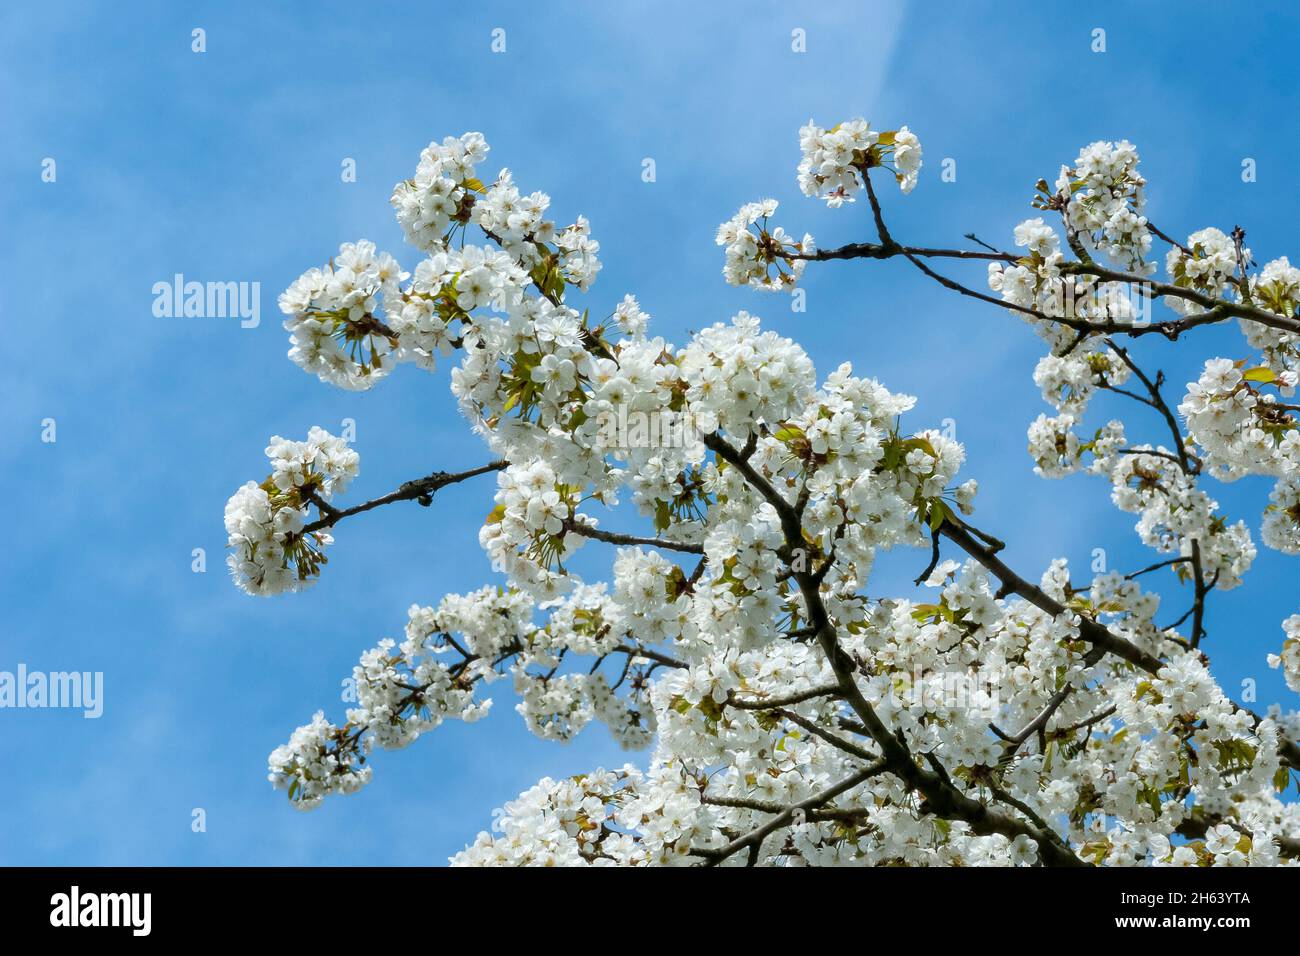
<box><xmin>3</xmin><ymin>0</ymin><xmax>1299</xmax><ymax>865</ymax></box>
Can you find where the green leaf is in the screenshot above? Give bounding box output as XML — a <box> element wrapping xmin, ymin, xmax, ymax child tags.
<box><xmin>906</xmin><ymin>436</ymin><xmax>938</xmax><ymax>458</ymax></box>
<box><xmin>1243</xmin><ymin>366</ymin><xmax>1277</xmax><ymax>384</ymax></box>
<box><xmin>1274</xmin><ymin>766</ymin><xmax>1292</xmax><ymax>793</ymax></box>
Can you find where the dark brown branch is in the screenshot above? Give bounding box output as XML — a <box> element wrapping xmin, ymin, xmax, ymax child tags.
<box><xmin>729</xmin><ymin>683</ymin><xmax>842</xmax><ymax>711</ymax></box>
<box><xmin>705</xmin><ymin>431</ymin><xmax>1088</xmax><ymax>866</ymax></box>
<box><xmin>774</xmin><ymin>707</ymin><xmax>878</xmax><ymax>762</ymax></box>
<box><xmin>700</xmin><ymin>793</ymin><xmax>868</xmax><ymax>822</ymax></box>
<box><xmin>1060</xmin><ymin>261</ymin><xmax>1300</xmax><ymax>336</ymax></box>
<box><xmin>938</xmin><ymin>521</ymin><xmax>1164</xmax><ymax>672</ymax></box>
<box><xmin>1104</xmin><ymin>339</ymin><xmax>1196</xmax><ymax>474</ymax></box>
<box><xmin>1054</xmin><ymin>705</ymin><xmax>1117</xmax><ymax>737</ymax></box>
<box><xmin>1125</xmin><ymin>556</ymin><xmax>1191</xmax><ymax>580</ymax></box>
<box><xmin>613</xmin><ymin>643</ymin><xmax>687</xmax><ymax>670</ymax></box>
<box><xmin>692</xmin><ymin>760</ymin><xmax>890</xmax><ymax>866</ymax></box>
<box><xmin>567</xmin><ymin>520</ymin><xmax>704</xmax><ymax>554</ymax></box>
<box><xmin>797</xmin><ymin>231</ymin><xmax>1291</xmax><ymax>340</ymax></box>
<box><xmin>302</xmin><ymin>460</ymin><xmax>508</xmax><ymax>535</ymax></box>
<box><xmin>792</xmin><ymin>208</ymin><xmax>1300</xmax><ymax>775</ymax></box>
<box><xmin>862</xmin><ymin>170</ymin><xmax>896</xmax><ymax>248</ymax></box>
<box><xmin>1148</xmin><ymin>221</ymin><xmax>1193</xmax><ymax>256</ymax></box>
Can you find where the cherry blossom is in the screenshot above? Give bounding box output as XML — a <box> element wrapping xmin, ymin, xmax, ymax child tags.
<box><xmin>229</xmin><ymin>123</ymin><xmax>1300</xmax><ymax>867</ymax></box>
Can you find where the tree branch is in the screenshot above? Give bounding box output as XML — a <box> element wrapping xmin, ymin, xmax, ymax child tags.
<box><xmin>567</xmin><ymin>519</ymin><xmax>704</xmax><ymax>554</ymax></box>
<box><xmin>302</xmin><ymin>460</ymin><xmax>508</xmax><ymax>535</ymax></box>
<box><xmin>692</xmin><ymin>760</ymin><xmax>890</xmax><ymax>866</ymax></box>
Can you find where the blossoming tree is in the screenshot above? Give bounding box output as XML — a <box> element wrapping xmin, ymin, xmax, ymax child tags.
<box><xmin>225</xmin><ymin>120</ymin><xmax>1300</xmax><ymax>866</ymax></box>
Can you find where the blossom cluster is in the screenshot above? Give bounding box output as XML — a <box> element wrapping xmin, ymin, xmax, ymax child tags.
<box><xmin>237</xmin><ymin>122</ymin><xmax>1300</xmax><ymax>867</ymax></box>
<box><xmin>1178</xmin><ymin>358</ymin><xmax>1300</xmax><ymax>556</ymax></box>
<box><xmin>1055</xmin><ymin>139</ymin><xmax>1153</xmax><ymax>274</ymax></box>
<box><xmin>270</xmin><ymin>585</ymin><xmax>658</xmax><ymax>808</ymax></box>
<box><xmin>1165</xmin><ymin>227</ymin><xmax>1241</xmax><ymax>312</ymax></box>
<box><xmin>277</xmin><ymin>132</ymin><xmax>602</xmax><ymax>393</ymax></box>
<box><xmin>449</xmin><ymin>556</ymin><xmax>1296</xmax><ymax>866</ymax></box>
<box><xmin>223</xmin><ymin>427</ymin><xmax>356</xmax><ymax>596</ymax></box>
<box><xmin>716</xmin><ymin>199</ymin><xmax>814</xmax><ymax>291</ymax></box>
<box><xmin>988</xmin><ymin>226</ymin><xmax>1146</xmax><ymax>353</ymax></box>
<box><xmin>981</xmin><ymin>143</ymin><xmax>1300</xmax><ymax>671</ymax></box>
<box><xmin>278</xmin><ymin>240</ymin><xmax>407</xmax><ymax>390</ymax></box>
<box><xmin>797</xmin><ymin>119</ymin><xmax>922</xmax><ymax>203</ymax></box>
<box><xmin>1270</xmin><ymin>615</ymin><xmax>1300</xmax><ymax>694</ymax></box>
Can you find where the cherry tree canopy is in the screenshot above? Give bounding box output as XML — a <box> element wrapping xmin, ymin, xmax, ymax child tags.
<box><xmin>225</xmin><ymin>121</ymin><xmax>1300</xmax><ymax>867</ymax></box>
